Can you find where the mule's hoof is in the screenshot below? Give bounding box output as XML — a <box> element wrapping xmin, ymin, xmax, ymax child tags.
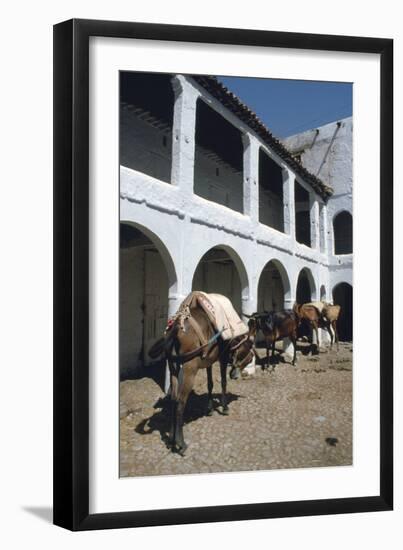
<box><xmin>222</xmin><ymin>407</ymin><xmax>229</xmax><ymax>416</ymax></box>
<box><xmin>176</xmin><ymin>443</ymin><xmax>187</xmax><ymax>456</ymax></box>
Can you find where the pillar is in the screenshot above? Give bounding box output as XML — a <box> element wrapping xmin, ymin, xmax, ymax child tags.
<box><xmin>283</xmin><ymin>295</ymin><xmax>297</xmax><ymax>359</ymax></box>
<box><xmin>242</xmin><ymin>294</ymin><xmax>258</xmax><ymax>321</ymax></box>
<box><xmin>283</xmin><ymin>169</ymin><xmax>296</xmax><ymax>240</ymax></box>
<box><xmin>242</xmin><ymin>133</ymin><xmax>260</xmax><ymax>222</ymax></box>
<box><xmin>170</xmin><ymin>75</ymin><xmax>200</xmax><ymax>196</ymax></box>
<box><xmin>164</xmin><ymin>292</ymin><xmax>187</xmax><ymax>393</ymax></box>
<box><xmin>310</xmin><ymin>194</ymin><xmax>320</xmax><ymax>250</ymax></box>
<box><xmin>320</xmin><ymin>203</ymin><xmax>329</xmax><ymax>255</ymax></box>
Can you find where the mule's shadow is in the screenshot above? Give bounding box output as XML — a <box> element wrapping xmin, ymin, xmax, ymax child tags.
<box><xmin>121</xmin><ymin>359</ymin><xmax>166</xmax><ymax>391</ymax></box>
<box><xmin>255</xmin><ymin>338</ymin><xmax>317</xmax><ymax>368</ymax></box>
<box><xmin>135</xmin><ymin>391</ymin><xmax>242</xmax><ymax>448</ymax></box>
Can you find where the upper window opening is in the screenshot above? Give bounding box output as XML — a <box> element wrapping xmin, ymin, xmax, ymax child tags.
<box><xmin>258</xmin><ymin>149</ymin><xmax>284</xmax><ymax>232</ymax></box>
<box><xmin>334</xmin><ymin>211</ymin><xmax>352</xmax><ymax>254</ymax></box>
<box><xmin>120</xmin><ymin>72</ymin><xmax>174</xmax><ymax>184</ymax></box>
<box><xmin>295</xmin><ymin>181</ymin><xmax>311</xmax><ymax>247</ymax></box>
<box><xmin>194</xmin><ymin>99</ymin><xmax>244</xmax><ymax>213</ymax></box>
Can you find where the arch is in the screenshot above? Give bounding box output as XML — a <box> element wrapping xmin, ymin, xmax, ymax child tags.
<box><xmin>333</xmin><ymin>210</ymin><xmax>352</xmax><ymax>255</ymax></box>
<box><xmin>333</xmin><ymin>282</ymin><xmax>353</xmax><ymax>341</ymax></box>
<box><xmin>296</xmin><ymin>267</ymin><xmax>316</xmax><ymax>304</ymax></box>
<box><xmin>120</xmin><ymin>222</ymin><xmax>178</xmax><ymax>377</ymax></box>
<box><xmin>257</xmin><ymin>259</ymin><xmax>291</xmax><ymax>312</ymax></box>
<box><xmin>191</xmin><ymin>245</ymin><xmax>249</xmax><ymax>314</ymax></box>
<box><xmin>120</xmin><ymin>220</ymin><xmax>178</xmax><ymax>294</ymax></box>
<box><xmin>192</xmin><ymin>244</ymin><xmax>249</xmax><ymax>297</ymax></box>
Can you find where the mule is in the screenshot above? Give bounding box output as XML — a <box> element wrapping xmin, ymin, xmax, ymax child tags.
<box><xmin>150</xmin><ymin>296</ymin><xmax>255</xmax><ymax>455</ymax></box>
<box><xmin>320</xmin><ymin>303</ymin><xmax>341</xmax><ymax>350</ymax></box>
<box><xmin>248</xmin><ymin>310</ymin><xmax>299</xmax><ymax>369</ymax></box>
<box><xmin>293</xmin><ymin>303</ymin><xmax>321</xmax><ymax>354</ymax></box>
<box><xmin>293</xmin><ymin>302</ymin><xmax>341</xmax><ymax>352</ymax></box>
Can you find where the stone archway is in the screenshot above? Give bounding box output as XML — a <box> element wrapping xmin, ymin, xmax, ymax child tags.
<box><xmin>192</xmin><ymin>245</ymin><xmax>248</xmax><ymax>315</ymax></box>
<box><xmin>120</xmin><ymin>222</ymin><xmax>178</xmax><ymax>378</ymax></box>
<box><xmin>258</xmin><ymin>259</ymin><xmax>291</xmax><ymax>312</ymax></box>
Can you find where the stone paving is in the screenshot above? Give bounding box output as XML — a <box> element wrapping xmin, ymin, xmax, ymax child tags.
<box><xmin>120</xmin><ymin>342</ymin><xmax>352</xmax><ymax>477</ymax></box>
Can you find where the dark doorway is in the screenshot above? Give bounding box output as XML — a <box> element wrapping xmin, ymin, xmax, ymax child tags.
<box><xmin>333</xmin><ymin>211</ymin><xmax>353</xmax><ymax>255</ymax></box>
<box><xmin>333</xmin><ymin>282</ymin><xmax>353</xmax><ymax>341</ymax></box>
<box><xmin>296</xmin><ymin>268</ymin><xmax>313</xmax><ymax>304</ymax></box>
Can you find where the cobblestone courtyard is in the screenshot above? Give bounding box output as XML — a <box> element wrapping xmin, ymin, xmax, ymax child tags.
<box><xmin>120</xmin><ymin>342</ymin><xmax>352</xmax><ymax>477</ymax></box>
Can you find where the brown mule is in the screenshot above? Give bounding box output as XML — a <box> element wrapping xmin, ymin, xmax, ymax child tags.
<box><xmin>248</xmin><ymin>310</ymin><xmax>299</xmax><ymax>369</ymax></box>
<box><xmin>293</xmin><ymin>303</ymin><xmax>321</xmax><ymax>354</ymax></box>
<box><xmin>319</xmin><ymin>303</ymin><xmax>341</xmax><ymax>350</ymax></box>
<box><xmin>292</xmin><ymin>302</ymin><xmax>341</xmax><ymax>352</ymax></box>
<box><xmin>159</xmin><ymin>300</ymin><xmax>255</xmax><ymax>455</ymax></box>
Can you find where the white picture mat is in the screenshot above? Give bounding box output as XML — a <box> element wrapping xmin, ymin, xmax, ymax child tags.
<box><xmin>89</xmin><ymin>36</ymin><xmax>380</xmax><ymax>514</ymax></box>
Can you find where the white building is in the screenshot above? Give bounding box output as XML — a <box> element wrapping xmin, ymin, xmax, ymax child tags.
<box><xmin>283</xmin><ymin>117</ymin><xmax>353</xmax><ymax>341</ymax></box>
<box><xmin>119</xmin><ymin>73</ymin><xmax>352</xmax><ymax>377</ymax></box>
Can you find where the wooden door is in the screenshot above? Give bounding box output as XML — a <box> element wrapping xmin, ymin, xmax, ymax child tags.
<box><xmin>143</xmin><ymin>250</ymin><xmax>168</xmax><ymax>364</ymax></box>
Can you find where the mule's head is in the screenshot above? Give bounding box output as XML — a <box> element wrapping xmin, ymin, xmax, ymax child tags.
<box><xmin>247</xmin><ymin>316</ymin><xmax>258</xmax><ymax>338</ymax></box>
<box><xmin>229</xmin><ymin>335</ymin><xmax>256</xmax><ymax>379</ymax></box>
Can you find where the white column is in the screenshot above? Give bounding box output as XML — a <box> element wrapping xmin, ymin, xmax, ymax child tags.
<box><xmin>320</xmin><ymin>203</ymin><xmax>329</xmax><ymax>255</ymax></box>
<box><xmin>283</xmin><ymin>169</ymin><xmax>296</xmax><ymax>240</ymax></box>
<box><xmin>170</xmin><ymin>75</ymin><xmax>200</xmax><ymax>195</ymax></box>
<box><xmin>283</xmin><ymin>295</ymin><xmax>297</xmax><ymax>359</ymax></box>
<box><xmin>242</xmin><ymin>133</ymin><xmax>260</xmax><ymax>222</ymax></box>
<box><xmin>242</xmin><ymin>294</ymin><xmax>258</xmax><ymax>320</ymax></box>
<box><xmin>164</xmin><ymin>292</ymin><xmax>187</xmax><ymax>393</ymax></box>
<box><xmin>310</xmin><ymin>194</ymin><xmax>320</xmax><ymax>250</ymax></box>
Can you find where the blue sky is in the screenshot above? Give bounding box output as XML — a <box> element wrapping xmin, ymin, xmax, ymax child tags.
<box><xmin>218</xmin><ymin>76</ymin><xmax>352</xmax><ymax>138</ymax></box>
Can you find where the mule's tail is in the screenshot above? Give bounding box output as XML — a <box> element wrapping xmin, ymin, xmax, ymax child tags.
<box><xmin>148</xmin><ymin>337</ymin><xmax>166</xmax><ymax>359</ymax></box>
<box><xmin>148</xmin><ymin>323</ymin><xmax>178</xmax><ymax>360</ymax></box>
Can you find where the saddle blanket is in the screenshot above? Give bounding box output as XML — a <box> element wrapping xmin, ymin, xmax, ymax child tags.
<box><xmin>188</xmin><ymin>291</ymin><xmax>248</xmax><ymax>341</ymax></box>
<box><xmin>305</xmin><ymin>301</ymin><xmax>325</xmax><ymax>313</ymax></box>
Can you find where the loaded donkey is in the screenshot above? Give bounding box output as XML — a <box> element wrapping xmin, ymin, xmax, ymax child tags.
<box><xmin>149</xmin><ymin>291</ymin><xmax>256</xmax><ymax>455</ymax></box>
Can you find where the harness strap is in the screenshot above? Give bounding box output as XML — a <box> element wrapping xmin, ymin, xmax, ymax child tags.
<box><xmin>169</xmin><ymin>329</ymin><xmax>223</xmax><ymax>366</ymax></box>
<box><xmin>230</xmin><ymin>334</ymin><xmax>249</xmax><ymax>351</ymax></box>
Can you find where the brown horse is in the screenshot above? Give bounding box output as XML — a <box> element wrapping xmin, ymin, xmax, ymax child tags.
<box><xmin>248</xmin><ymin>310</ymin><xmax>299</xmax><ymax>369</ymax></box>
<box><xmin>151</xmin><ymin>298</ymin><xmax>255</xmax><ymax>455</ymax></box>
<box><xmin>293</xmin><ymin>303</ymin><xmax>321</xmax><ymax>353</ymax></box>
<box><xmin>293</xmin><ymin>302</ymin><xmax>341</xmax><ymax>352</ymax></box>
<box><xmin>320</xmin><ymin>303</ymin><xmax>341</xmax><ymax>350</ymax></box>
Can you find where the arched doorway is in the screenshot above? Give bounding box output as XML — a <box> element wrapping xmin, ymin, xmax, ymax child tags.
<box><xmin>258</xmin><ymin>260</ymin><xmax>290</xmax><ymax>312</ymax></box>
<box><xmin>296</xmin><ymin>268</ymin><xmax>315</xmax><ymax>304</ymax></box>
<box><xmin>320</xmin><ymin>285</ymin><xmax>326</xmax><ymax>301</ymax></box>
<box><xmin>192</xmin><ymin>246</ymin><xmax>247</xmax><ymax>315</ymax></box>
<box><xmin>120</xmin><ymin>222</ymin><xmax>176</xmax><ymax>377</ymax></box>
<box><xmin>333</xmin><ymin>211</ymin><xmax>353</xmax><ymax>255</ymax></box>
<box><xmin>333</xmin><ymin>282</ymin><xmax>353</xmax><ymax>341</ymax></box>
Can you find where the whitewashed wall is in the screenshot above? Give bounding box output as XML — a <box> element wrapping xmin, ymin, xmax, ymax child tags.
<box><xmin>120</xmin><ymin>75</ymin><xmax>339</xmax><ymax>372</ymax></box>
<box><xmin>284</xmin><ymin>117</ymin><xmax>353</xmax><ymax>293</ymax></box>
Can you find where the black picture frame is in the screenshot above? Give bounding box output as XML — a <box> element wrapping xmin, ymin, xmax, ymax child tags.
<box><xmin>53</xmin><ymin>18</ymin><xmax>393</xmax><ymax>531</ymax></box>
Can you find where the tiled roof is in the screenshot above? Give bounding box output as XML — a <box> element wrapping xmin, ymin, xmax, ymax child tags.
<box><xmin>192</xmin><ymin>75</ymin><xmax>333</xmax><ymax>200</ymax></box>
